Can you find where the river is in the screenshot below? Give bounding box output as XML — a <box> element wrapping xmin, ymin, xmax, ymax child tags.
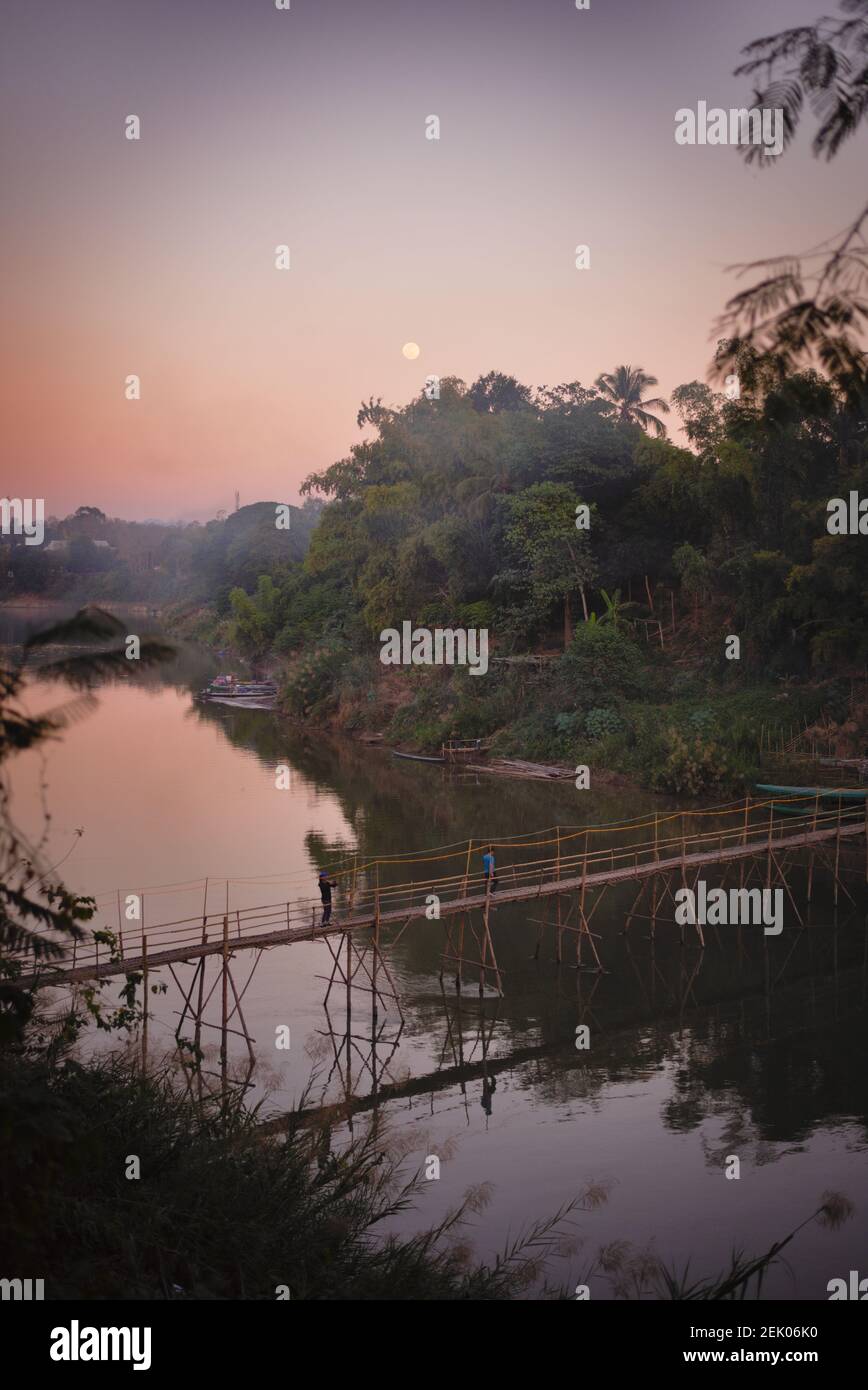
<box><xmin>4</xmin><ymin>605</ymin><xmax>868</xmax><ymax>1299</ymax></box>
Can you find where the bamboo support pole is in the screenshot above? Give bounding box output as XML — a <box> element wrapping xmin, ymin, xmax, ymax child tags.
<box><xmin>220</xmin><ymin>913</ymin><xmax>229</xmax><ymax>1093</ymax></box>
<box><xmin>462</xmin><ymin>839</ymin><xmax>472</xmax><ymax>899</ymax></box>
<box><xmin>454</xmin><ymin>840</ymin><xmax>474</xmax><ymax>991</ymax></box>
<box><xmin>680</xmin><ymin>816</ymin><xmax>688</xmax><ymax>947</ymax></box>
<box><xmin>141</xmin><ymin>934</ymin><xmax>149</xmax><ymax>1072</ymax></box>
<box><xmin>650</xmin><ymin>813</ymin><xmax>660</xmax><ymax>937</ymax></box>
<box><xmin>372</xmin><ymin>865</ymin><xmax>380</xmax><ymax>1023</ymax></box>
<box><xmin>623</xmin><ymin>879</ymin><xmax>648</xmax><ymax>936</ymax></box>
<box><xmin>226</xmin><ymin>965</ymin><xmax>256</xmax><ymax>1066</ymax></box>
<box><xmin>555</xmin><ymin>828</ymin><xmax>562</xmax><ymax>963</ymax></box>
<box><xmin>345</xmin><ymin>933</ymin><xmax>352</xmax><ymax>1101</ymax></box>
<box><xmin>578</xmin><ymin>831</ymin><xmax>589</xmax><ymax>967</ymax></box>
<box><xmin>808</xmin><ymin>793</ymin><xmax>819</xmax><ymax>902</ymax></box>
<box><xmin>194</xmin><ymin>926</ymin><xmax>207</xmax><ymax>1069</ymax></box>
<box><xmin>480</xmin><ymin>888</ymin><xmax>490</xmax><ymax>997</ymax></box>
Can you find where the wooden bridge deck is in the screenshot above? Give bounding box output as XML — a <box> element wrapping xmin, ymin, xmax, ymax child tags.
<box><xmin>17</xmin><ymin>799</ymin><xmax>867</xmax><ymax>989</ymax></box>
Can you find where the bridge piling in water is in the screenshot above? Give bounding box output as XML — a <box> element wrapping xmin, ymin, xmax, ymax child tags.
<box><xmin>16</xmin><ymin>796</ymin><xmax>867</xmax><ymax>1020</ymax></box>
<box><xmin>12</xmin><ymin>792</ymin><xmax>868</xmax><ymax>1112</ymax></box>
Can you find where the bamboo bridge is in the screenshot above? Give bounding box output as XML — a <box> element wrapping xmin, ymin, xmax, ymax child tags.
<box><xmin>19</xmin><ymin>793</ymin><xmax>868</xmax><ymax>994</ymax></box>
<box><xmin>14</xmin><ymin>791</ymin><xmax>867</xmax><ymax>1094</ymax></box>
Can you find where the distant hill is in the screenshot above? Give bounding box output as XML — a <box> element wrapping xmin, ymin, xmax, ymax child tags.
<box><xmin>0</xmin><ymin>500</ymin><xmax>323</xmax><ymax>605</ymax></box>
<box><xmin>192</xmin><ymin>501</ymin><xmax>321</xmax><ymax>602</ymax></box>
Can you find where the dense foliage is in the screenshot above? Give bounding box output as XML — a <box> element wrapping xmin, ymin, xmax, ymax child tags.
<box><xmin>189</xmin><ymin>364</ymin><xmax>867</xmax><ymax>787</ymax></box>
<box><xmin>217</xmin><ymin>366</ymin><xmax>867</xmax><ymax>675</ymax></box>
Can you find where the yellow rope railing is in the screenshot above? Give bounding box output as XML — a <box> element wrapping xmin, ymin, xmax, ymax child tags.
<box><xmin>21</xmin><ymin>794</ymin><xmax>865</xmax><ymax>980</ymax></box>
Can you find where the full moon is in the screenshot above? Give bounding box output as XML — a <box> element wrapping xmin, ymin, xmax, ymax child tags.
<box><xmin>402</xmin><ymin>342</ymin><xmax>420</xmax><ymax>360</ymax></box>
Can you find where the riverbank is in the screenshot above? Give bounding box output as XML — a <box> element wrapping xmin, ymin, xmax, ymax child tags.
<box><xmin>156</xmin><ymin>597</ymin><xmax>868</xmax><ymax>800</ymax></box>
<box><xmin>277</xmin><ymin>643</ymin><xmax>867</xmax><ymax>799</ymax></box>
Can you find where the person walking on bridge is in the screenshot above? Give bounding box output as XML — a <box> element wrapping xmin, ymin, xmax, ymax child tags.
<box><xmin>318</xmin><ymin>869</ymin><xmax>338</xmax><ymax>925</ymax></box>
<box><xmin>482</xmin><ymin>846</ymin><xmax>498</xmax><ymax>892</ymax></box>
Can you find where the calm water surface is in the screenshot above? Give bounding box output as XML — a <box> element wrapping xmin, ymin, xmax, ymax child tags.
<box><xmin>6</xmin><ymin>607</ymin><xmax>868</xmax><ymax>1298</ymax></box>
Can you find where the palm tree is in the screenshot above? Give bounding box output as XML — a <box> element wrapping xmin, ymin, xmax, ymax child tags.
<box><xmin>594</xmin><ymin>366</ymin><xmax>670</xmax><ymax>438</ymax></box>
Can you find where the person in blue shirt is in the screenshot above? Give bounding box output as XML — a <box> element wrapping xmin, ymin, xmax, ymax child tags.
<box><xmin>482</xmin><ymin>847</ymin><xmax>497</xmax><ymax>892</ymax></box>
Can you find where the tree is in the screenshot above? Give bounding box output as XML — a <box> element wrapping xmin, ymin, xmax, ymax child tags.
<box><xmin>672</xmin><ymin>542</ymin><xmax>712</xmax><ymax>625</ymax></box>
<box><xmin>501</xmin><ymin>482</ymin><xmax>598</xmax><ymax>646</ymax></box>
<box><xmin>671</xmin><ymin>382</ymin><xmax>727</xmax><ymax>454</ymax></box>
<box><xmin>594</xmin><ymin>366</ymin><xmax>670</xmax><ymax>438</ymax></box>
<box><xmin>467</xmin><ymin>371</ymin><xmax>533</xmax><ymax>414</ymax></box>
<box><xmin>715</xmin><ymin>0</ymin><xmax>868</xmax><ymax>382</ymax></box>
<box><xmin>67</xmin><ymin>536</ymin><xmax>111</xmax><ymax>575</ymax></box>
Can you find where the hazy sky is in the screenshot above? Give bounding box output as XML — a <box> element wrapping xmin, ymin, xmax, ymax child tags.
<box><xmin>2</xmin><ymin>0</ymin><xmax>862</xmax><ymax>520</ymax></box>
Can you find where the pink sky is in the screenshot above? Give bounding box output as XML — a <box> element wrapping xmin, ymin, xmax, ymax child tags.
<box><xmin>2</xmin><ymin>0</ymin><xmax>862</xmax><ymax>520</ymax></box>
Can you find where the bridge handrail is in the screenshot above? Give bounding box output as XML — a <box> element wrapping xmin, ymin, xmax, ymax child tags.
<box><xmin>14</xmin><ymin>795</ymin><xmax>864</xmax><ymax>980</ymax></box>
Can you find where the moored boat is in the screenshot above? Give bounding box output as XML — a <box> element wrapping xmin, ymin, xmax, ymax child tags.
<box><xmin>391</xmin><ymin>749</ymin><xmax>446</xmax><ymax>764</ymax></box>
<box><xmin>196</xmin><ymin>676</ymin><xmax>277</xmax><ymax>701</ymax></box>
<box><xmin>755</xmin><ymin>783</ymin><xmax>868</xmax><ymax>802</ymax></box>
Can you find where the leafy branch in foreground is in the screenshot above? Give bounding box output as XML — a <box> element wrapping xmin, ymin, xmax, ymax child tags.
<box><xmin>593</xmin><ymin>1192</ymin><xmax>854</xmax><ymax>1300</ymax></box>
<box><xmin>714</xmin><ymin>206</ymin><xmax>868</xmax><ymax>385</ymax></box>
<box><xmin>0</xmin><ymin>607</ymin><xmax>174</xmax><ymax>1046</ymax></box>
<box><xmin>0</xmin><ymin>1053</ymin><xmax>606</xmax><ymax>1300</ymax></box>
<box><xmin>715</xmin><ymin>1</ymin><xmax>868</xmax><ymax>382</ymax></box>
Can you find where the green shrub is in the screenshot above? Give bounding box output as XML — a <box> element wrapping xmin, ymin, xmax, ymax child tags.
<box><xmin>687</xmin><ymin>706</ymin><xmax>717</xmax><ymax>735</ymax></box>
<box><xmin>283</xmin><ymin>642</ymin><xmax>347</xmax><ymax>716</ymax></box>
<box><xmin>414</xmin><ymin>600</ymin><xmax>495</xmax><ymax>630</ymax></box>
<box><xmin>650</xmin><ymin>728</ymin><xmax>737</xmax><ymax>796</ymax></box>
<box><xmin>584</xmin><ymin>707</ymin><xmax>623</xmax><ymax>741</ymax></box>
<box><xmin>558</xmin><ymin>625</ymin><xmax>645</xmax><ymax>706</ymax></box>
<box><xmin>554</xmin><ymin>712</ymin><xmax>582</xmax><ymax>737</ymax></box>
<box><xmin>456</xmin><ymin>599</ymin><xmax>495</xmax><ymax>629</ymax></box>
<box><xmin>494</xmin><ymin>708</ymin><xmax>585</xmax><ymax>760</ymax></box>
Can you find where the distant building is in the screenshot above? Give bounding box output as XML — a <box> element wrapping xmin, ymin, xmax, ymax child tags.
<box><xmin>44</xmin><ymin>538</ymin><xmax>115</xmax><ymax>554</ymax></box>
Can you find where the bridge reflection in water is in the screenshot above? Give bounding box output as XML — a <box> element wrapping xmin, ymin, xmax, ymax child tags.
<box><xmin>18</xmin><ymin>793</ymin><xmax>868</xmax><ymax>1119</ymax></box>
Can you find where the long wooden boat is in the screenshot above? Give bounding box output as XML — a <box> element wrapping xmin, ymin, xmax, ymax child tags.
<box><xmin>197</xmin><ymin>680</ymin><xmax>277</xmax><ymax>701</ymax></box>
<box><xmin>391</xmin><ymin>749</ymin><xmax>445</xmax><ymax>764</ymax></box>
<box><xmin>755</xmin><ymin>783</ymin><xmax>868</xmax><ymax>802</ymax></box>
<box><xmin>442</xmin><ymin>738</ymin><xmax>491</xmax><ymax>760</ymax></box>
